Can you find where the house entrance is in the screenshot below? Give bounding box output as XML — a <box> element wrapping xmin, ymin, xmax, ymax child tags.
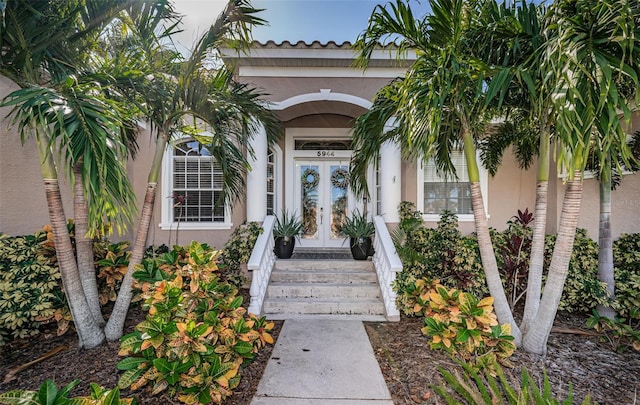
<box><xmin>294</xmin><ymin>160</ymin><xmax>353</xmax><ymax>248</ymax></box>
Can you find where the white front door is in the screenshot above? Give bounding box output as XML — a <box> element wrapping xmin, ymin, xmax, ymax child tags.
<box><xmin>295</xmin><ymin>160</ymin><xmax>353</xmax><ymax>247</ymax></box>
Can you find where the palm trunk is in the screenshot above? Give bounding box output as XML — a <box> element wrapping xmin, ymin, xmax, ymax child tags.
<box><xmin>461</xmin><ymin>126</ymin><xmax>522</xmax><ymax>345</ymax></box>
<box><xmin>73</xmin><ymin>163</ymin><xmax>104</xmax><ymax>326</ymax></box>
<box><xmin>38</xmin><ymin>136</ymin><xmax>105</xmax><ymax>348</ymax></box>
<box><xmin>521</xmin><ymin>124</ymin><xmax>550</xmax><ymax>334</ymax></box>
<box><xmin>596</xmin><ymin>159</ymin><xmax>615</xmax><ymax>319</ymax></box>
<box><xmin>104</xmin><ymin>132</ymin><xmax>168</xmax><ymax>340</ymax></box>
<box><xmin>522</xmin><ymin>171</ymin><xmax>583</xmax><ymax>354</ymax></box>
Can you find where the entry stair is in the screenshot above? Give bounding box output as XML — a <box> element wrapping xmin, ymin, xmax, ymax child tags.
<box><xmin>261</xmin><ymin>249</ymin><xmax>387</xmax><ymax>321</ymax></box>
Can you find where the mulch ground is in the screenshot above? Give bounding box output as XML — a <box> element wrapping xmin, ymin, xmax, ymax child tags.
<box><xmin>365</xmin><ymin>313</ymin><xmax>640</xmax><ymax>404</ymax></box>
<box><xmin>1</xmin><ymin>297</ymin><xmax>638</xmax><ymax>404</ymax></box>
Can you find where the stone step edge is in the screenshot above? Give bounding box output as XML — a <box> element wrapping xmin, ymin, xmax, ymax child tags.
<box><xmin>262</xmin><ymin>313</ymin><xmax>388</xmax><ymax>321</ymax></box>
<box><xmin>268</xmin><ymin>282</ymin><xmax>379</xmax><ymax>288</ymax></box>
<box><xmin>263</xmin><ymin>297</ymin><xmax>384</xmax><ymax>304</ymax></box>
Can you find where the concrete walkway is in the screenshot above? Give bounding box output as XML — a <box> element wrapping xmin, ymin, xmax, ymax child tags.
<box><xmin>251</xmin><ymin>319</ymin><xmax>393</xmax><ymax>405</ymax></box>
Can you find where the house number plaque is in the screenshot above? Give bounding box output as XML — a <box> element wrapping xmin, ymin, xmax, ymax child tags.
<box><xmin>317</xmin><ymin>150</ymin><xmax>336</xmax><ymax>157</ymax></box>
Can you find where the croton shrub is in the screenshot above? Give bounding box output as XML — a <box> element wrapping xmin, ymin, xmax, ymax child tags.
<box><xmin>406</xmin><ymin>278</ymin><xmax>516</xmax><ymax>371</ymax></box>
<box><xmin>118</xmin><ymin>241</ymin><xmax>274</xmax><ymax>404</ymax></box>
<box><xmin>0</xmin><ymin>380</ymin><xmax>136</xmax><ymax>405</ymax></box>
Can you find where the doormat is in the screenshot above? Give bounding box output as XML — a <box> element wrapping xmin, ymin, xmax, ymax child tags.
<box><xmin>289</xmin><ymin>248</ymin><xmax>353</xmax><ymax>260</ymax></box>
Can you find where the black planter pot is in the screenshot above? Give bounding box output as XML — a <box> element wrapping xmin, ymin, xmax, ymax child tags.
<box><xmin>350</xmin><ymin>237</ymin><xmax>372</xmax><ymax>260</ymax></box>
<box><xmin>274</xmin><ymin>236</ymin><xmax>296</xmax><ymax>259</ymax></box>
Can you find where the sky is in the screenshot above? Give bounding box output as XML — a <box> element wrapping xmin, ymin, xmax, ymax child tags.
<box><xmin>172</xmin><ymin>0</ymin><xmax>432</xmax><ymax>49</ymax></box>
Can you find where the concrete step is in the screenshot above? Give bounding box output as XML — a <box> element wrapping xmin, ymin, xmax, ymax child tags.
<box><xmin>262</xmin><ymin>258</ymin><xmax>386</xmax><ymax>319</ymax></box>
<box><xmin>274</xmin><ymin>259</ymin><xmax>374</xmax><ymax>272</ymax></box>
<box><xmin>262</xmin><ymin>297</ymin><xmax>386</xmax><ymax>316</ymax></box>
<box><xmin>270</xmin><ymin>270</ymin><xmax>378</xmax><ymax>284</ymax></box>
<box><xmin>267</xmin><ymin>282</ymin><xmax>381</xmax><ymax>299</ymax></box>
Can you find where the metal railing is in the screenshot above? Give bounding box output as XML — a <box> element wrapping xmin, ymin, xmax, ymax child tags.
<box><xmin>247</xmin><ymin>215</ymin><xmax>276</xmax><ymax>315</ymax></box>
<box><xmin>372</xmin><ymin>215</ymin><xmax>403</xmax><ymax>321</ymax></box>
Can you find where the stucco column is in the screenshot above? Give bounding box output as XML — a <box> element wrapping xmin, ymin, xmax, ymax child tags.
<box><xmin>380</xmin><ymin>140</ymin><xmax>401</xmax><ymax>223</ymax></box>
<box><xmin>247</xmin><ymin>123</ymin><xmax>267</xmax><ymax>222</ymax></box>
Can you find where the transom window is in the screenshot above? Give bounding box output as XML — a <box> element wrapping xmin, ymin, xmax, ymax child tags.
<box><xmin>294</xmin><ymin>139</ymin><xmax>352</xmax><ymax>150</ymax></box>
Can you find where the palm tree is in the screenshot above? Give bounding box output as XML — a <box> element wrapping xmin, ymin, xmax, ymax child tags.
<box><xmin>1</xmin><ymin>0</ymin><xmax>144</xmax><ymax>348</ymax></box>
<box><xmin>103</xmin><ymin>0</ymin><xmax>282</xmax><ymax>340</ymax></box>
<box><xmin>472</xmin><ymin>0</ymin><xmax>555</xmax><ymax>335</ymax></box>
<box><xmin>1</xmin><ymin>0</ymin><xmax>281</xmax><ymax>346</ymax></box>
<box><xmin>582</xmin><ymin>131</ymin><xmax>640</xmax><ymax>320</ymax></box>
<box><xmin>353</xmin><ymin>0</ymin><xmax>521</xmax><ymax>343</ymax></box>
<box><xmin>521</xmin><ymin>0</ymin><xmax>640</xmax><ymax>354</ymax></box>
<box><xmin>353</xmin><ymin>0</ymin><xmax>640</xmax><ymax>354</ymax></box>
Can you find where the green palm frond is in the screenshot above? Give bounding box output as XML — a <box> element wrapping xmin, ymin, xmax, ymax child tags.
<box><xmin>0</xmin><ymin>0</ymin><xmax>141</xmax><ymax>85</ymax></box>
<box><xmin>349</xmin><ymin>84</ymin><xmax>400</xmax><ymax>198</ymax></box>
<box><xmin>201</xmin><ymin>129</ymin><xmax>248</xmax><ymax>208</ymax></box>
<box><xmin>548</xmin><ymin>0</ymin><xmax>640</xmax><ymax>177</ymax></box>
<box><xmin>352</xmin><ymin>0</ymin><xmax>494</xmax><ymax>195</ymax></box>
<box><xmin>479</xmin><ymin>111</ymin><xmax>540</xmax><ymax>176</ymax></box>
<box><xmin>2</xmin><ymin>81</ymin><xmax>137</xmax><ymax>235</ymax></box>
<box><xmin>354</xmin><ymin>0</ymin><xmax>429</xmax><ymax>69</ymax></box>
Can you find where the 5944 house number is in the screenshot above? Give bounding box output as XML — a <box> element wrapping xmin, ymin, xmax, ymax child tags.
<box><xmin>317</xmin><ymin>150</ymin><xmax>335</xmax><ymax>157</ymax></box>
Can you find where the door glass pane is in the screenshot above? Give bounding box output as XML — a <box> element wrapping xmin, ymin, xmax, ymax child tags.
<box><xmin>330</xmin><ymin>165</ymin><xmax>349</xmax><ymax>239</ymax></box>
<box><xmin>301</xmin><ymin>165</ymin><xmax>319</xmax><ymax>239</ymax></box>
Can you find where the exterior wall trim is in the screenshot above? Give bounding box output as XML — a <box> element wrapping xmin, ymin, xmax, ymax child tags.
<box><xmin>238</xmin><ymin>66</ymin><xmax>409</xmax><ymax>78</ymax></box>
<box><xmin>273</xmin><ymin>89</ymin><xmax>372</xmax><ymax>111</ymax></box>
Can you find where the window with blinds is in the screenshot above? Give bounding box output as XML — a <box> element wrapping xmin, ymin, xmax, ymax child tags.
<box><xmin>423</xmin><ymin>150</ymin><xmax>472</xmax><ymax>215</ymax></box>
<box><xmin>172</xmin><ymin>140</ymin><xmax>225</xmax><ymax>223</ymax></box>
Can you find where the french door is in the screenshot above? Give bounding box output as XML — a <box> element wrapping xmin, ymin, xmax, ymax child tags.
<box><xmin>295</xmin><ymin>160</ymin><xmax>353</xmax><ymax>247</ymax></box>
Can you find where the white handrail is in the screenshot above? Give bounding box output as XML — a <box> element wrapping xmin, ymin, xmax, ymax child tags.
<box><xmin>247</xmin><ymin>215</ymin><xmax>276</xmax><ymax>315</ymax></box>
<box><xmin>372</xmin><ymin>215</ymin><xmax>403</xmax><ymax>321</ymax></box>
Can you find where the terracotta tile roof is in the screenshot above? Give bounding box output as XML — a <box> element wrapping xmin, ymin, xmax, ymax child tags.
<box><xmin>253</xmin><ymin>40</ymin><xmax>354</xmax><ymax>48</ymax></box>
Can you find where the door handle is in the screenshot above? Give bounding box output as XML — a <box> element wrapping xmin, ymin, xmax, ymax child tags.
<box><xmin>320</xmin><ymin>207</ymin><xmax>323</xmax><ymax>225</ymax></box>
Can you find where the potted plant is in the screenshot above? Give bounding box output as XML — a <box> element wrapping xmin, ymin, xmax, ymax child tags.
<box><xmin>339</xmin><ymin>209</ymin><xmax>375</xmax><ymax>260</ymax></box>
<box><xmin>273</xmin><ymin>209</ymin><xmax>303</xmax><ymax>259</ymax></box>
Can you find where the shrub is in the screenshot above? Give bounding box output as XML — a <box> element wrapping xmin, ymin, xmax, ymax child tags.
<box><xmin>393</xmin><ymin>203</ymin><xmax>614</xmax><ymax>316</ymax></box>
<box><xmin>409</xmin><ymin>278</ymin><xmax>515</xmax><ymax>371</ymax></box>
<box><xmin>433</xmin><ymin>358</ymin><xmax>594</xmax><ymax>404</ymax></box>
<box><xmin>118</xmin><ymin>241</ymin><xmax>274</xmax><ymax>404</ymax></box>
<box><xmin>491</xmin><ymin>209</ymin><xmax>533</xmax><ymax>310</ymax></box>
<box><xmin>587</xmin><ymin>308</ymin><xmax>640</xmax><ymax>352</ymax></box>
<box><xmin>612</xmin><ymin>233</ymin><xmax>640</xmax><ymax>318</ymax></box>
<box><xmin>543</xmin><ymin>229</ymin><xmax>607</xmax><ymax>313</ymax></box>
<box><xmin>0</xmin><ymin>379</ymin><xmax>136</xmax><ymax>404</ymax></box>
<box><xmin>218</xmin><ymin>222</ymin><xmax>263</xmax><ymax>287</ymax></box>
<box><xmin>393</xmin><ymin>206</ymin><xmax>487</xmax><ymax>315</ymax></box>
<box><xmin>0</xmin><ymin>232</ymin><xmax>68</xmax><ymax>345</ymax></box>
<box><xmin>94</xmin><ymin>240</ymin><xmax>131</xmax><ymax>305</ymax></box>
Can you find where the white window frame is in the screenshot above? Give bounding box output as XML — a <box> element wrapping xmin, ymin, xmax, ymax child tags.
<box><xmin>417</xmin><ymin>151</ymin><xmax>489</xmax><ymax>222</ymax></box>
<box><xmin>160</xmin><ymin>136</ymin><xmax>232</xmax><ymax>230</ymax></box>
<box><xmin>267</xmin><ymin>145</ymin><xmax>283</xmax><ymax>216</ymax></box>
<box><xmin>374</xmin><ymin>154</ymin><xmax>382</xmax><ymax>216</ymax></box>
